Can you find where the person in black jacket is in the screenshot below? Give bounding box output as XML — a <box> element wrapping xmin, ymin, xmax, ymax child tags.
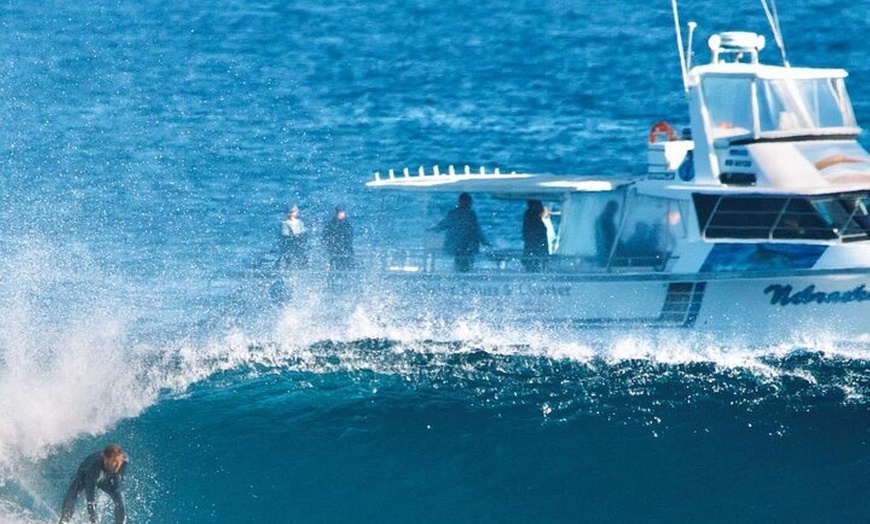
<box><xmin>59</xmin><ymin>444</ymin><xmax>128</xmax><ymax>524</ymax></box>
<box><xmin>432</xmin><ymin>193</ymin><xmax>487</xmax><ymax>272</ymax></box>
<box><xmin>522</xmin><ymin>200</ymin><xmax>549</xmax><ymax>272</ymax></box>
<box><xmin>322</xmin><ymin>206</ymin><xmax>355</xmax><ymax>270</ymax></box>
<box><xmin>596</xmin><ymin>200</ymin><xmax>620</xmax><ymax>266</ymax></box>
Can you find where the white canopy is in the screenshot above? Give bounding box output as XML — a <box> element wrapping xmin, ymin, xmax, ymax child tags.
<box><xmin>366</xmin><ymin>169</ymin><xmax>635</xmax><ymax>197</ymax></box>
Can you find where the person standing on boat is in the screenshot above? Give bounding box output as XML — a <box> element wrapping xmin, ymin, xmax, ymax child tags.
<box><xmin>321</xmin><ymin>206</ymin><xmax>354</xmax><ymax>270</ymax></box>
<box><xmin>280</xmin><ymin>205</ymin><xmax>308</xmax><ymax>268</ymax></box>
<box><xmin>522</xmin><ymin>199</ymin><xmax>549</xmax><ymax>272</ymax></box>
<box><xmin>595</xmin><ymin>200</ymin><xmax>620</xmax><ymax>267</ymax></box>
<box><xmin>58</xmin><ymin>444</ymin><xmax>128</xmax><ymax>524</ymax></box>
<box><xmin>432</xmin><ymin>192</ymin><xmax>487</xmax><ymax>272</ymax></box>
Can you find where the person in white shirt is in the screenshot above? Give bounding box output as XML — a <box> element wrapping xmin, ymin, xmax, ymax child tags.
<box><xmin>280</xmin><ymin>205</ymin><xmax>308</xmax><ymax>268</ymax></box>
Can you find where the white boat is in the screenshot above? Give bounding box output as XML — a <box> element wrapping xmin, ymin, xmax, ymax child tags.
<box><xmin>279</xmin><ymin>4</ymin><xmax>870</xmax><ymax>343</ymax></box>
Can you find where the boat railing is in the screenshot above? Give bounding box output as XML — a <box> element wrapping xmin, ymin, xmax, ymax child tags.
<box><xmin>361</xmin><ymin>247</ymin><xmax>669</xmax><ymax>275</ymax></box>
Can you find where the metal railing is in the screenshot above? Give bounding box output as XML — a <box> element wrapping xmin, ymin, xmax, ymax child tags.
<box><xmin>362</xmin><ymin>247</ymin><xmax>670</xmax><ymax>275</ymax></box>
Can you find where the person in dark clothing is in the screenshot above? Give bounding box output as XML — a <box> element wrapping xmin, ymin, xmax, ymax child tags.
<box><xmin>432</xmin><ymin>192</ymin><xmax>487</xmax><ymax>272</ymax></box>
<box><xmin>59</xmin><ymin>444</ymin><xmax>127</xmax><ymax>524</ymax></box>
<box><xmin>522</xmin><ymin>199</ymin><xmax>549</xmax><ymax>272</ymax></box>
<box><xmin>322</xmin><ymin>206</ymin><xmax>354</xmax><ymax>270</ymax></box>
<box><xmin>596</xmin><ymin>200</ymin><xmax>620</xmax><ymax>266</ymax></box>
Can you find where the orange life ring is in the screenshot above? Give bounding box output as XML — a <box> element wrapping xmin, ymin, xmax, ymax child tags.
<box><xmin>648</xmin><ymin>121</ymin><xmax>677</xmax><ymax>144</ymax></box>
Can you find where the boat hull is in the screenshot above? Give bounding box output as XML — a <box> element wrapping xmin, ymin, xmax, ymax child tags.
<box><xmin>275</xmin><ymin>267</ymin><xmax>870</xmax><ymax>344</ymax></box>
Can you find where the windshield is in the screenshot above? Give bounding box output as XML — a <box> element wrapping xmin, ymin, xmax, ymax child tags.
<box><xmin>703</xmin><ymin>77</ymin><xmax>754</xmax><ymax>134</ymax></box>
<box><xmin>757</xmin><ymin>77</ymin><xmax>855</xmax><ymax>132</ymax></box>
<box><xmin>703</xmin><ymin>76</ymin><xmax>856</xmax><ymax>137</ymax></box>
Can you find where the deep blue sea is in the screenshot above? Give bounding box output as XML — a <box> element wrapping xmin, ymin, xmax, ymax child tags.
<box><xmin>1</xmin><ymin>0</ymin><xmax>869</xmax><ymax>523</ymax></box>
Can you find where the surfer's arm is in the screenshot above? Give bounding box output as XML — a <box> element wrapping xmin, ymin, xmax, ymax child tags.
<box><xmin>58</xmin><ymin>475</ymin><xmax>83</xmax><ymax>523</ymax></box>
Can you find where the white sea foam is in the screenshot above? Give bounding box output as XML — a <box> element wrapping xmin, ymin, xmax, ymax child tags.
<box><xmin>0</xmin><ymin>241</ymin><xmax>157</xmax><ymax>470</ymax></box>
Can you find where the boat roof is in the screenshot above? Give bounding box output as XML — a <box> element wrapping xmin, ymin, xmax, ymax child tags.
<box><xmin>690</xmin><ymin>62</ymin><xmax>848</xmax><ymax>81</ymax></box>
<box><xmin>368</xmin><ymin>169</ymin><xmax>870</xmax><ymax>199</ymax></box>
<box><xmin>366</xmin><ymin>169</ymin><xmax>636</xmax><ymax>196</ymax></box>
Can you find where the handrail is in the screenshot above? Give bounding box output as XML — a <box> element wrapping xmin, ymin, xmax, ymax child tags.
<box><xmin>357</xmin><ymin>247</ymin><xmax>669</xmax><ymax>275</ymax></box>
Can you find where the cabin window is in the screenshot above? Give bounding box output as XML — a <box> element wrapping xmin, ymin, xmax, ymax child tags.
<box><xmin>702</xmin><ymin>77</ymin><xmax>754</xmax><ymax>136</ymax></box>
<box><xmin>694</xmin><ymin>193</ymin><xmax>870</xmax><ymax>241</ymax></box>
<box><xmin>611</xmin><ymin>195</ymin><xmax>687</xmax><ymax>267</ymax></box>
<box><xmin>554</xmin><ymin>191</ymin><xmax>687</xmax><ymax>269</ymax></box>
<box><xmin>812</xmin><ymin>195</ymin><xmax>870</xmax><ymax>241</ymax></box>
<box><xmin>757</xmin><ymin>78</ymin><xmax>856</xmax><ymax>132</ymax></box>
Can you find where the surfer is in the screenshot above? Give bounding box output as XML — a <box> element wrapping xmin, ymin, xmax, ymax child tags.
<box><xmin>58</xmin><ymin>444</ymin><xmax>128</xmax><ymax>524</ymax></box>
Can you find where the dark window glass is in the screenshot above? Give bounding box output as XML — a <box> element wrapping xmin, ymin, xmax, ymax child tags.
<box><xmin>693</xmin><ymin>193</ymin><xmax>870</xmax><ymax>241</ymax></box>
<box><xmin>774</xmin><ymin>199</ymin><xmax>835</xmax><ymax>240</ymax></box>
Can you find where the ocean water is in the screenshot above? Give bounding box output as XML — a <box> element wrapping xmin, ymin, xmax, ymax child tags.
<box><xmin>0</xmin><ymin>0</ymin><xmax>868</xmax><ymax>523</ymax></box>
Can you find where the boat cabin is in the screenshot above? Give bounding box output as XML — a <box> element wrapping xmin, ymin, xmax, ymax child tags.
<box><xmin>364</xmin><ymin>32</ymin><xmax>870</xmax><ymax>276</ymax></box>
<box><xmin>650</xmin><ymin>31</ymin><xmax>870</xmax><ymax>190</ymax></box>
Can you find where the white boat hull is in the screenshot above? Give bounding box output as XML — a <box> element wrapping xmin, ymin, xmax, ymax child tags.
<box><xmin>276</xmin><ymin>267</ymin><xmax>870</xmax><ymax>343</ymax></box>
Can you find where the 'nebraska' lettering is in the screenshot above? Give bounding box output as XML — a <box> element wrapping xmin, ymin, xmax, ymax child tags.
<box><xmin>763</xmin><ymin>284</ymin><xmax>870</xmax><ymax>306</ymax></box>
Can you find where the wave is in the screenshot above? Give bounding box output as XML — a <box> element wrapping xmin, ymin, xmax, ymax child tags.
<box><xmin>1</xmin><ymin>238</ymin><xmax>868</xmax><ymax>523</ymax></box>
<box><xmin>2</xmin><ymin>324</ymin><xmax>868</xmax><ymax>522</ymax></box>
<box><xmin>8</xmin><ymin>336</ymin><xmax>867</xmax><ymax>522</ymax></box>
<box><xmin>3</xmin><ymin>250</ymin><xmax>867</xmax><ymax>467</ymax></box>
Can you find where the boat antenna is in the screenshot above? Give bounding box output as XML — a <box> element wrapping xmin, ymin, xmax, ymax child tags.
<box><xmin>760</xmin><ymin>0</ymin><xmax>789</xmax><ymax>66</ymax></box>
<box><xmin>685</xmin><ymin>21</ymin><xmax>697</xmax><ymax>72</ymax></box>
<box><xmin>671</xmin><ymin>0</ymin><xmax>689</xmax><ymax>92</ymax></box>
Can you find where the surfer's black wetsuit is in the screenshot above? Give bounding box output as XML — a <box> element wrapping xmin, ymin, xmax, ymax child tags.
<box><xmin>59</xmin><ymin>452</ymin><xmax>127</xmax><ymax>524</ymax></box>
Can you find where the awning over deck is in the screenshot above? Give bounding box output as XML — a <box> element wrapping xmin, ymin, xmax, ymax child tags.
<box><xmin>366</xmin><ymin>167</ymin><xmax>635</xmax><ymax>197</ymax></box>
